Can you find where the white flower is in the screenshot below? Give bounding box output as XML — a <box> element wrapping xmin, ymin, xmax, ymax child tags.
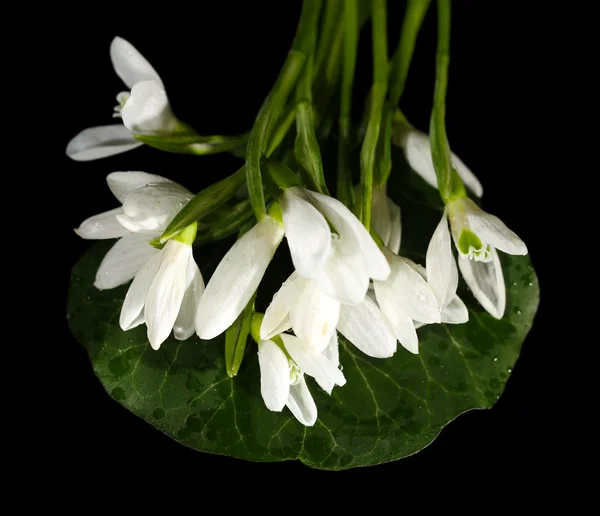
<box><xmin>426</xmin><ymin>196</ymin><xmax>527</xmax><ymax>319</ymax></box>
<box><xmin>393</xmin><ymin>127</ymin><xmax>483</xmax><ymax>198</ymax></box>
<box><xmin>257</xmin><ymin>332</ymin><xmax>345</xmax><ymax>426</ymax></box>
<box><xmin>195</xmin><ymin>216</ymin><xmax>285</xmax><ymax>340</ymax></box>
<box><xmin>119</xmin><ymin>233</ymin><xmax>203</xmax><ymax>350</ymax></box>
<box><xmin>75</xmin><ymin>171</ymin><xmax>192</xmax><ymax>290</ymax></box>
<box><xmin>280</xmin><ymin>187</ymin><xmax>390</xmax><ymax>305</ymax></box>
<box><xmin>66</xmin><ymin>37</ymin><xmax>177</xmax><ymax>161</ymax></box>
<box><xmin>371</xmin><ymin>186</ymin><xmax>401</xmax><ymax>255</ymax></box>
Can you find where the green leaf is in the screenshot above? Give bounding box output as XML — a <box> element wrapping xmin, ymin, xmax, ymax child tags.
<box><xmin>68</xmin><ymin>161</ymin><xmax>539</xmax><ymax>470</ymax></box>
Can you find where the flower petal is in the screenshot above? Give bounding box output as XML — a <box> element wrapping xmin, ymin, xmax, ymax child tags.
<box><xmin>286</xmin><ymin>376</ymin><xmax>317</xmax><ymax>426</ymax></box>
<box><xmin>119</xmin><ymin>250</ymin><xmax>163</xmax><ymax>330</ymax></box>
<box><xmin>75</xmin><ymin>207</ymin><xmax>129</xmax><ymax>240</ymax></box>
<box><xmin>308</xmin><ymin>190</ymin><xmax>390</xmax><ymax>280</ymax></box>
<box><xmin>66</xmin><ymin>125</ymin><xmax>142</xmax><ymax>161</ymax></box>
<box><xmin>377</xmin><ymin>295</ymin><xmax>419</xmax><ymax>354</ymax></box>
<box><xmin>257</xmin><ymin>340</ymin><xmax>290</xmax><ymax>412</ymax></box>
<box><xmin>281</xmin><ymin>187</ymin><xmax>332</xmax><ymax>278</ymax></box>
<box><xmin>121</xmin><ymin>182</ymin><xmax>193</xmax><ymax>233</ymax></box>
<box><xmin>290</xmin><ymin>278</ymin><xmax>340</xmax><ymax>354</ymax></box>
<box><xmin>110</xmin><ymin>36</ymin><xmax>163</xmax><ymax>90</ymax></box>
<box><xmin>195</xmin><ymin>217</ymin><xmax>284</xmax><ymax>340</ymax></box>
<box><xmin>261</xmin><ymin>273</ymin><xmax>300</xmax><ymax>340</ymax></box>
<box><xmin>106</xmin><ymin>171</ymin><xmax>172</xmax><ymax>203</ymax></box>
<box><xmin>464</xmin><ymin>199</ymin><xmax>528</xmax><ymax>256</ymax></box>
<box><xmin>281</xmin><ymin>334</ymin><xmax>346</xmax><ymax>387</ymax></box>
<box><xmin>173</xmin><ymin>256</ymin><xmax>205</xmax><ymax>340</ymax></box>
<box><xmin>95</xmin><ymin>232</ymin><xmax>158</xmax><ymax>290</ymax></box>
<box><xmin>426</xmin><ymin>209</ymin><xmax>458</xmax><ymax>309</ymax></box>
<box><xmin>458</xmin><ymin>247</ymin><xmax>506</xmax><ymax>319</ymax></box>
<box><xmin>337</xmin><ymin>296</ymin><xmax>397</xmax><ymax>358</ymax></box>
<box><xmin>441</xmin><ymin>295</ymin><xmax>469</xmax><ymax>324</ymax></box>
<box><xmin>144</xmin><ymin>240</ymin><xmax>191</xmax><ymax>349</ymax></box>
<box><xmin>315</xmin><ymin>246</ymin><xmax>370</xmax><ymax>305</ymax></box>
<box><xmin>402</xmin><ymin>130</ymin><xmax>483</xmax><ymax>197</ymax></box>
<box><xmin>315</xmin><ymin>332</ymin><xmax>340</xmax><ymax>395</ymax></box>
<box><xmin>375</xmin><ymin>251</ymin><xmax>441</xmax><ymax>324</ymax></box>
<box><xmin>387</xmin><ymin>199</ymin><xmax>402</xmax><ymax>255</ymax></box>
<box><xmin>121</xmin><ymin>81</ymin><xmax>178</xmax><ymax>134</ymax></box>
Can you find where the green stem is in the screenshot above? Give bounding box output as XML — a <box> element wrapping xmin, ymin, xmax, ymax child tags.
<box><xmin>430</xmin><ymin>0</ymin><xmax>466</xmax><ymax>203</ymax></box>
<box><xmin>388</xmin><ymin>0</ymin><xmax>431</xmax><ymax>106</ymax></box>
<box><xmin>337</xmin><ymin>0</ymin><xmax>359</xmax><ymax>208</ymax></box>
<box><xmin>133</xmin><ymin>132</ymin><xmax>248</xmax><ymax>156</ymax></box>
<box><xmin>314</xmin><ymin>0</ymin><xmax>342</xmax><ymax>80</ymax></box>
<box><xmin>245</xmin><ymin>0</ymin><xmax>321</xmax><ymax>221</ymax></box>
<box><xmin>360</xmin><ymin>0</ymin><xmax>388</xmax><ymax>231</ymax></box>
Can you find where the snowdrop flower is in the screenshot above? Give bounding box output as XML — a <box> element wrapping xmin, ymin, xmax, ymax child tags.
<box><xmin>393</xmin><ymin>125</ymin><xmax>483</xmax><ymax>198</ymax></box>
<box><xmin>66</xmin><ymin>37</ymin><xmax>179</xmax><ymax>161</ymax></box>
<box><xmin>280</xmin><ymin>187</ymin><xmax>390</xmax><ymax>305</ymax></box>
<box><xmin>427</xmin><ymin>196</ymin><xmax>527</xmax><ymax>319</ymax></box>
<box><xmin>120</xmin><ymin>223</ymin><xmax>203</xmax><ymax>350</ymax></box>
<box><xmin>195</xmin><ymin>216</ymin><xmax>285</xmax><ymax>340</ymax></box>
<box><xmin>260</xmin><ymin>271</ymin><xmax>398</xmax><ymax>359</ymax></box>
<box><xmin>257</xmin><ymin>332</ymin><xmax>345</xmax><ymax>426</ymax></box>
<box><xmin>75</xmin><ymin>171</ymin><xmax>192</xmax><ymax>290</ymax></box>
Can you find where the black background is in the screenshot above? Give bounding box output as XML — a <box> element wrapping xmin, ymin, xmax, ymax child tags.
<box><xmin>50</xmin><ymin>1</ymin><xmax>554</xmax><ymax>485</ymax></box>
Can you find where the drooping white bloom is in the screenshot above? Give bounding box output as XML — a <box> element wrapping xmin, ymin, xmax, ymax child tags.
<box><xmin>257</xmin><ymin>332</ymin><xmax>345</xmax><ymax>426</ymax></box>
<box><xmin>426</xmin><ymin>196</ymin><xmax>527</xmax><ymax>319</ymax></box>
<box><xmin>393</xmin><ymin>126</ymin><xmax>483</xmax><ymax>198</ymax></box>
<box><xmin>120</xmin><ymin>236</ymin><xmax>203</xmax><ymax>350</ymax></box>
<box><xmin>195</xmin><ymin>216</ymin><xmax>285</xmax><ymax>340</ymax></box>
<box><xmin>66</xmin><ymin>37</ymin><xmax>178</xmax><ymax>161</ymax></box>
<box><xmin>75</xmin><ymin>171</ymin><xmax>192</xmax><ymax>290</ymax></box>
<box><xmin>280</xmin><ymin>187</ymin><xmax>390</xmax><ymax>305</ymax></box>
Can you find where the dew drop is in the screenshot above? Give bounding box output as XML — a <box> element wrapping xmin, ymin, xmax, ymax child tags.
<box><xmin>517</xmin><ymin>310</ymin><xmax>522</xmax><ymax>315</ymax></box>
<box><xmin>512</xmin><ymin>281</ymin><xmax>517</xmax><ymax>287</ymax></box>
<box><xmin>95</xmin><ymin>222</ymin><xmax>102</xmax><ymax>228</ymax></box>
<box><xmin>508</xmin><ymin>368</ymin><xmax>512</xmax><ymax>373</ymax></box>
<box><xmin>528</xmin><ymin>282</ymin><xmax>533</xmax><ymax>286</ymax></box>
<box><xmin>493</xmin><ymin>357</ymin><xmax>498</xmax><ymax>362</ymax></box>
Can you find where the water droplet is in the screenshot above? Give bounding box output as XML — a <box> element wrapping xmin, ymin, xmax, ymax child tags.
<box><xmin>512</xmin><ymin>281</ymin><xmax>517</xmax><ymax>287</ymax></box>
<box><xmin>493</xmin><ymin>357</ymin><xmax>498</xmax><ymax>362</ymax></box>
<box><xmin>528</xmin><ymin>282</ymin><xmax>533</xmax><ymax>286</ymax></box>
<box><xmin>95</xmin><ymin>222</ymin><xmax>102</xmax><ymax>228</ymax></box>
<box><xmin>508</xmin><ymin>368</ymin><xmax>512</xmax><ymax>373</ymax></box>
<box><xmin>153</xmin><ymin>408</ymin><xmax>165</xmax><ymax>420</ymax></box>
<box><xmin>186</xmin><ymin>416</ymin><xmax>202</xmax><ymax>432</ymax></box>
<box><xmin>339</xmin><ymin>365</ymin><xmax>344</xmax><ymax>371</ymax></box>
<box><xmin>108</xmin><ymin>354</ymin><xmax>130</xmax><ymax>377</ymax></box>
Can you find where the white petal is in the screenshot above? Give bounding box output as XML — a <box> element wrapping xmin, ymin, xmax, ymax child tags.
<box><xmin>173</xmin><ymin>257</ymin><xmax>205</xmax><ymax>340</ymax></box>
<box><xmin>110</xmin><ymin>36</ymin><xmax>163</xmax><ymax>90</ymax></box>
<box><xmin>257</xmin><ymin>340</ymin><xmax>290</xmax><ymax>412</ymax></box>
<box><xmin>106</xmin><ymin>171</ymin><xmax>172</xmax><ymax>203</ymax></box>
<box><xmin>377</xmin><ymin>295</ymin><xmax>419</xmax><ymax>354</ymax></box>
<box><xmin>441</xmin><ymin>295</ymin><xmax>469</xmax><ymax>324</ymax></box>
<box><xmin>308</xmin><ymin>190</ymin><xmax>390</xmax><ymax>281</ymax></box>
<box><xmin>121</xmin><ymin>182</ymin><xmax>193</xmax><ymax>233</ymax></box>
<box><xmin>121</xmin><ymin>81</ymin><xmax>178</xmax><ymax>134</ymax></box>
<box><xmin>75</xmin><ymin>207</ymin><xmax>129</xmax><ymax>240</ymax></box>
<box><xmin>402</xmin><ymin>130</ymin><xmax>483</xmax><ymax>197</ymax></box>
<box><xmin>281</xmin><ymin>187</ymin><xmax>332</xmax><ymax>278</ymax></box>
<box><xmin>290</xmin><ymin>279</ymin><xmax>340</xmax><ymax>354</ymax></box>
<box><xmin>281</xmin><ymin>334</ymin><xmax>346</xmax><ymax>387</ymax></box>
<box><xmin>315</xmin><ymin>332</ymin><xmax>340</xmax><ymax>395</ymax></box>
<box><xmin>337</xmin><ymin>296</ymin><xmax>397</xmax><ymax>359</ymax></box>
<box><xmin>286</xmin><ymin>376</ymin><xmax>317</xmax><ymax>426</ymax></box>
<box><xmin>458</xmin><ymin>247</ymin><xmax>506</xmax><ymax>319</ymax></box>
<box><xmin>452</xmin><ymin>152</ymin><xmax>483</xmax><ymax>198</ymax></box>
<box><xmin>315</xmin><ymin>243</ymin><xmax>370</xmax><ymax>305</ymax></box>
<box><xmin>94</xmin><ymin>232</ymin><xmax>158</xmax><ymax>290</ymax></box>
<box><xmin>260</xmin><ymin>273</ymin><xmax>300</xmax><ymax>340</ymax></box>
<box><xmin>371</xmin><ymin>187</ymin><xmax>392</xmax><ymax>248</ymax></box>
<box><xmin>195</xmin><ymin>217</ymin><xmax>284</xmax><ymax>340</ymax></box>
<box><xmin>144</xmin><ymin>241</ymin><xmax>191</xmax><ymax>349</ymax></box>
<box><xmin>387</xmin><ymin>199</ymin><xmax>402</xmax><ymax>255</ymax></box>
<box><xmin>426</xmin><ymin>209</ymin><xmax>458</xmax><ymax>309</ymax></box>
<box><xmin>375</xmin><ymin>251</ymin><xmax>441</xmax><ymax>324</ymax></box>
<box><xmin>464</xmin><ymin>199</ymin><xmax>528</xmax><ymax>256</ymax></box>
<box><xmin>119</xmin><ymin>250</ymin><xmax>163</xmax><ymax>330</ymax></box>
<box><xmin>66</xmin><ymin>125</ymin><xmax>142</xmax><ymax>161</ymax></box>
